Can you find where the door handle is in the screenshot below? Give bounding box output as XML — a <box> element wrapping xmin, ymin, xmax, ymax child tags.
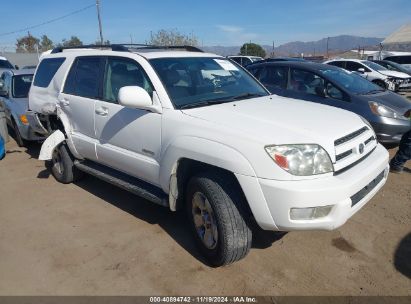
<box><xmin>95</xmin><ymin>107</ymin><xmax>108</xmax><ymax>116</ymax></box>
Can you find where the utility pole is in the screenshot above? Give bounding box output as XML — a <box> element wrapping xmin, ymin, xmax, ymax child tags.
<box><xmin>96</xmin><ymin>0</ymin><xmax>104</xmax><ymax>45</ymax></box>
<box><xmin>326</xmin><ymin>37</ymin><xmax>329</xmax><ymax>58</ymax></box>
<box><xmin>272</xmin><ymin>41</ymin><xmax>275</xmax><ymax>58</ymax></box>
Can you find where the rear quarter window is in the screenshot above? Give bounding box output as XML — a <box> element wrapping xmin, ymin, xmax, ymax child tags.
<box><xmin>33</xmin><ymin>58</ymin><xmax>66</xmax><ymax>88</ymax></box>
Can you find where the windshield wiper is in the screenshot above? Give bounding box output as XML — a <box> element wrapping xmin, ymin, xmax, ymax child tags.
<box><xmin>179</xmin><ymin>100</ymin><xmax>227</xmax><ymax>110</ymax></box>
<box><xmin>179</xmin><ymin>93</ymin><xmax>266</xmax><ymax>110</ymax></box>
<box><xmin>229</xmin><ymin>92</ymin><xmax>266</xmax><ymax>100</ymax></box>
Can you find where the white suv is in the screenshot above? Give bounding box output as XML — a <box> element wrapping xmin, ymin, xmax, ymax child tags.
<box><xmin>325</xmin><ymin>59</ymin><xmax>411</xmax><ymax>91</ymax></box>
<box><xmin>27</xmin><ymin>45</ymin><xmax>389</xmax><ymax>266</ymax></box>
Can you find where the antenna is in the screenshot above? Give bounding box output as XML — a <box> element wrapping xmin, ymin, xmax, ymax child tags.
<box><xmin>96</xmin><ymin>0</ymin><xmax>104</xmax><ymax>45</ymax></box>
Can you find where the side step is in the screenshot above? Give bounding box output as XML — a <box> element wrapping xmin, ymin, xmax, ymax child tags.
<box><xmin>74</xmin><ymin>160</ymin><xmax>168</xmax><ymax>207</ymax></box>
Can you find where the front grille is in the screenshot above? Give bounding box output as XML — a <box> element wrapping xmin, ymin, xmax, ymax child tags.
<box><xmin>336</xmin><ymin>149</ymin><xmax>353</xmax><ymax>161</ymax></box>
<box><xmin>334</xmin><ymin>127</ymin><xmax>368</xmax><ymax>146</ymax></box>
<box><xmin>364</xmin><ymin>136</ymin><xmax>375</xmax><ymax>146</ymax></box>
<box><xmin>351</xmin><ymin>170</ymin><xmax>385</xmax><ymax>207</ymax></box>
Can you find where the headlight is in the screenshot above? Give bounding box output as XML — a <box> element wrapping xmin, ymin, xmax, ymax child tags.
<box><xmin>265</xmin><ymin>144</ymin><xmax>333</xmax><ymax>176</ymax></box>
<box><xmin>369</xmin><ymin>101</ymin><xmax>409</xmax><ymax>121</ymax></box>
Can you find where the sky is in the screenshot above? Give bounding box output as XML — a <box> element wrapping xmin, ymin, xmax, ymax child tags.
<box><xmin>0</xmin><ymin>0</ymin><xmax>410</xmax><ymax>50</ymax></box>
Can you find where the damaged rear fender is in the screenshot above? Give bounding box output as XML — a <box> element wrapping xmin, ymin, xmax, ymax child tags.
<box><xmin>39</xmin><ymin>130</ymin><xmax>66</xmax><ymax>161</ymax></box>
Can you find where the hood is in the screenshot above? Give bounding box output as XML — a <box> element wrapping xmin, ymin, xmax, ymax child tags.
<box><xmin>379</xmin><ymin>70</ymin><xmax>410</xmax><ymax>79</ymax></box>
<box><xmin>182</xmin><ymin>96</ymin><xmax>366</xmax><ymax>155</ymax></box>
<box><xmin>12</xmin><ymin>97</ymin><xmax>29</xmax><ymax>113</ymax></box>
<box><xmin>361</xmin><ymin>90</ymin><xmax>411</xmax><ymax>114</ymax></box>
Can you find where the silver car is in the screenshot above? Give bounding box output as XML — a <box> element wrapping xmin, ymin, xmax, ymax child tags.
<box><xmin>0</xmin><ymin>69</ymin><xmax>44</xmax><ymax>146</ymax></box>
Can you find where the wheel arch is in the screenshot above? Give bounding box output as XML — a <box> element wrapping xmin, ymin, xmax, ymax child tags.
<box><xmin>159</xmin><ymin>136</ymin><xmax>256</xmax><ymax>211</ymax></box>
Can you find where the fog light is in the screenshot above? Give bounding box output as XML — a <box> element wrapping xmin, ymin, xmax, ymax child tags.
<box><xmin>290</xmin><ymin>205</ymin><xmax>333</xmax><ymax>220</ymax></box>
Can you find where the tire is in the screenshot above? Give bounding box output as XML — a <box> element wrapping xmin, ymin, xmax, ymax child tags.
<box><xmin>373</xmin><ymin>80</ymin><xmax>387</xmax><ymax>90</ymax></box>
<box><xmin>50</xmin><ymin>143</ymin><xmax>83</xmax><ymax>184</ymax></box>
<box><xmin>12</xmin><ymin>120</ymin><xmax>26</xmax><ymax>147</ymax></box>
<box><xmin>186</xmin><ymin>171</ymin><xmax>252</xmax><ymax>266</ymax></box>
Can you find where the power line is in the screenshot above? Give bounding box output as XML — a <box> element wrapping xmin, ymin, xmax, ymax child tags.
<box><xmin>0</xmin><ymin>3</ymin><xmax>95</xmax><ymax>37</ymax></box>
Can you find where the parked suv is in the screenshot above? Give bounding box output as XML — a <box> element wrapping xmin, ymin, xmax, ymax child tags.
<box><xmin>324</xmin><ymin>59</ymin><xmax>411</xmax><ymax>92</ymax></box>
<box><xmin>27</xmin><ymin>45</ymin><xmax>389</xmax><ymax>266</ymax></box>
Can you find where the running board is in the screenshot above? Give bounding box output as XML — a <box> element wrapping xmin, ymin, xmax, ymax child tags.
<box><xmin>74</xmin><ymin>160</ymin><xmax>168</xmax><ymax>207</ymax></box>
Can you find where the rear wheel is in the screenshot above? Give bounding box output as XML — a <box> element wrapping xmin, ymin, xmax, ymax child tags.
<box><xmin>51</xmin><ymin>143</ymin><xmax>83</xmax><ymax>184</ymax></box>
<box><xmin>12</xmin><ymin>120</ymin><xmax>26</xmax><ymax>147</ymax></box>
<box><xmin>186</xmin><ymin>171</ymin><xmax>252</xmax><ymax>266</ymax></box>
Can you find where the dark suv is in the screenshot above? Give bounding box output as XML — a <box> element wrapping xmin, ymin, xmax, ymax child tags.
<box><xmin>247</xmin><ymin>61</ymin><xmax>411</xmax><ymax>145</ymax></box>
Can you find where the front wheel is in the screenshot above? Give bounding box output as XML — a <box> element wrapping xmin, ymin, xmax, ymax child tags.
<box><xmin>186</xmin><ymin>171</ymin><xmax>252</xmax><ymax>266</ymax></box>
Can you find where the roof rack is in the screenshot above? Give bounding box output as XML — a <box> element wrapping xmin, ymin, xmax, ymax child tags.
<box><xmin>50</xmin><ymin>44</ymin><xmax>204</xmax><ymax>54</ymax></box>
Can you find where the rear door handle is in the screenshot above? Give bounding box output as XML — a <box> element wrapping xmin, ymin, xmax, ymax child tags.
<box><xmin>95</xmin><ymin>107</ymin><xmax>108</xmax><ymax>116</ymax></box>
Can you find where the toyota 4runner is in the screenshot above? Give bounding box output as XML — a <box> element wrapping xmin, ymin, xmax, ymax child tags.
<box><xmin>27</xmin><ymin>44</ymin><xmax>389</xmax><ymax>266</ymax></box>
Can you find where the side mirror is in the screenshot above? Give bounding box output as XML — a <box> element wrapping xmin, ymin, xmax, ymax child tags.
<box><xmin>14</xmin><ymin>65</ymin><xmax>19</xmax><ymax>70</ymax></box>
<box><xmin>315</xmin><ymin>86</ymin><xmax>326</xmax><ymax>97</ymax></box>
<box><xmin>0</xmin><ymin>90</ymin><xmax>8</xmax><ymax>98</ymax></box>
<box><xmin>357</xmin><ymin>68</ymin><xmax>365</xmax><ymax>74</ymax></box>
<box><xmin>118</xmin><ymin>86</ymin><xmax>153</xmax><ymax>110</ymax></box>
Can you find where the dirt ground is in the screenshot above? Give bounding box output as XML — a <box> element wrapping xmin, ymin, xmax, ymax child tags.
<box><xmin>0</xmin><ymin>137</ymin><xmax>410</xmax><ymax>296</ymax></box>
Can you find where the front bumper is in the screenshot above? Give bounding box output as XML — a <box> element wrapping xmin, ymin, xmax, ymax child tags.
<box><xmin>371</xmin><ymin>117</ymin><xmax>411</xmax><ymax>145</ymax></box>
<box><xmin>236</xmin><ymin>143</ymin><xmax>389</xmax><ymax>231</ymax></box>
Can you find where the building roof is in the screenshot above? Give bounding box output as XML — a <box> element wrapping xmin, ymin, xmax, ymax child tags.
<box><xmin>383</xmin><ymin>23</ymin><xmax>411</xmax><ymax>44</ymax></box>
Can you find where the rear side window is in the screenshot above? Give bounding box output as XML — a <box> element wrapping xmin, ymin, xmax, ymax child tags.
<box><xmin>33</xmin><ymin>58</ymin><xmax>65</xmax><ymax>88</ymax></box>
<box><xmin>259</xmin><ymin>66</ymin><xmax>288</xmax><ymax>89</ymax></box>
<box><xmin>328</xmin><ymin>61</ymin><xmax>345</xmax><ymax>68</ymax></box>
<box><xmin>63</xmin><ymin>57</ymin><xmax>102</xmax><ymax>99</ymax></box>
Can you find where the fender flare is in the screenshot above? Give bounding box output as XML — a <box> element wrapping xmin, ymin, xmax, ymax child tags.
<box><xmin>159</xmin><ymin>136</ymin><xmax>257</xmax><ymax>210</ymax></box>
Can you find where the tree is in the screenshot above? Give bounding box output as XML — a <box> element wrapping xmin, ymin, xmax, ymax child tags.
<box><xmin>40</xmin><ymin>35</ymin><xmax>54</xmax><ymax>51</ymax></box>
<box><xmin>16</xmin><ymin>32</ymin><xmax>39</xmax><ymax>53</ymax></box>
<box><xmin>240</xmin><ymin>43</ymin><xmax>266</xmax><ymax>58</ymax></box>
<box><xmin>59</xmin><ymin>36</ymin><xmax>83</xmax><ymax>47</ymax></box>
<box><xmin>147</xmin><ymin>29</ymin><xmax>198</xmax><ymax>46</ymax></box>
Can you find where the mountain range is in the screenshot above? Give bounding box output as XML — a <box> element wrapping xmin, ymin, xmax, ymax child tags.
<box><xmin>202</xmin><ymin>35</ymin><xmax>384</xmax><ymax>56</ymax></box>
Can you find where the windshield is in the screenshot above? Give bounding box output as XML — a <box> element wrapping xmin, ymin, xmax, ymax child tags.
<box><xmin>362</xmin><ymin>61</ymin><xmax>388</xmax><ymax>72</ymax></box>
<box><xmin>385</xmin><ymin>61</ymin><xmax>411</xmax><ymax>73</ymax></box>
<box><xmin>319</xmin><ymin>68</ymin><xmax>383</xmax><ymax>94</ymax></box>
<box><xmin>150</xmin><ymin>57</ymin><xmax>268</xmax><ymax>109</ymax></box>
<box><xmin>0</xmin><ymin>59</ymin><xmax>14</xmax><ymax>69</ymax></box>
<box><xmin>12</xmin><ymin>74</ymin><xmax>33</xmax><ymax>98</ymax></box>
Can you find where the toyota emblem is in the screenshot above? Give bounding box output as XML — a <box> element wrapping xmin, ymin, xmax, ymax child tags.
<box><xmin>359</xmin><ymin>143</ymin><xmax>365</xmax><ymax>154</ymax></box>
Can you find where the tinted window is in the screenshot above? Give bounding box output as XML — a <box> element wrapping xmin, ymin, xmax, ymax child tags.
<box><xmin>326</xmin><ymin>83</ymin><xmax>343</xmax><ymax>100</ymax></box>
<box><xmin>103</xmin><ymin>57</ymin><xmax>153</xmax><ymax>103</ymax></box>
<box><xmin>242</xmin><ymin>58</ymin><xmax>252</xmax><ymax>66</ymax></box>
<box><xmin>385</xmin><ymin>56</ymin><xmax>411</xmax><ymax>65</ymax></box>
<box><xmin>33</xmin><ymin>58</ymin><xmax>65</xmax><ymax>88</ymax></box>
<box><xmin>0</xmin><ymin>59</ymin><xmax>14</xmax><ymax>69</ymax></box>
<box><xmin>230</xmin><ymin>57</ymin><xmax>242</xmax><ymax>64</ymax></box>
<box><xmin>259</xmin><ymin>66</ymin><xmax>288</xmax><ymax>89</ymax></box>
<box><xmin>289</xmin><ymin>69</ymin><xmax>324</xmax><ymax>95</ymax></box>
<box><xmin>345</xmin><ymin>61</ymin><xmax>364</xmax><ymax>72</ymax></box>
<box><xmin>328</xmin><ymin>61</ymin><xmax>345</xmax><ymax>68</ymax></box>
<box><xmin>12</xmin><ymin>74</ymin><xmax>33</xmax><ymax>98</ymax></box>
<box><xmin>63</xmin><ymin>57</ymin><xmax>102</xmax><ymax>99</ymax></box>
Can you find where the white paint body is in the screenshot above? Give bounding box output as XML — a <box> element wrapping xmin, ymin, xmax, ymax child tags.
<box><xmin>29</xmin><ymin>49</ymin><xmax>389</xmax><ymax>231</ymax></box>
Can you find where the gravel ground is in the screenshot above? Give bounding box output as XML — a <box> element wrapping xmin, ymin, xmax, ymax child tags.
<box><xmin>0</xmin><ymin>138</ymin><xmax>410</xmax><ymax>296</ymax></box>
